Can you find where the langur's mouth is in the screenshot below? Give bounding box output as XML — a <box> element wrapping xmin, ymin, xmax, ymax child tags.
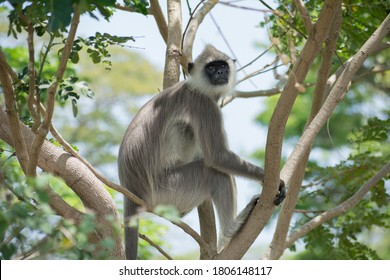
<box><xmin>212</xmin><ymin>79</ymin><xmax>228</xmax><ymax>85</ymax></box>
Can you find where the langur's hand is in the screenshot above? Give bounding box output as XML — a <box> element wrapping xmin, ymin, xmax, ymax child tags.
<box><xmin>274</xmin><ymin>179</ymin><xmax>286</xmax><ymax>206</ymax></box>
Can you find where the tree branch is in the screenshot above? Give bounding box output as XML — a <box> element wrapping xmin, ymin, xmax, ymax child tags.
<box><xmin>220</xmin><ymin>87</ymin><xmax>282</xmax><ymax>107</ymax></box>
<box><xmin>26</xmin><ymin>22</ymin><xmax>40</xmax><ymax>134</ymax></box>
<box><xmin>171</xmin><ymin>220</ymin><xmax>208</xmax><ymax>249</ymax></box>
<box><xmin>354</xmin><ymin>64</ymin><xmax>390</xmax><ymax>81</ymax></box>
<box><xmin>293</xmin><ymin>0</ymin><xmax>313</xmax><ymax>33</ymax></box>
<box><xmin>219</xmin><ymin>1</ymin><xmax>271</xmax><ymax>13</ymax></box>
<box><xmin>45</xmin><ymin>186</ymin><xmax>84</xmax><ymax>222</ymax></box>
<box><xmin>0</xmin><ymin>54</ymin><xmax>29</xmax><ymax>173</ymax></box>
<box><xmin>25</xmin><ymin>22</ymin><xmax>40</xmax><ymax>177</ymax></box>
<box><xmin>115</xmin><ymin>3</ymin><xmax>137</xmax><ymax>13</ymax></box>
<box><xmin>182</xmin><ymin>0</ymin><xmax>219</xmax><ymax>62</ymax></box>
<box><xmin>0</xmin><ymin>50</ymin><xmax>18</xmax><ymax>81</ymax></box>
<box><xmin>150</xmin><ymin>0</ymin><xmax>168</xmax><ymax>43</ymax></box>
<box><xmin>28</xmin><ymin>5</ymin><xmax>80</xmax><ymax>177</ymax></box>
<box><xmin>264</xmin><ymin>4</ymin><xmax>343</xmax><ymax>260</ymax></box>
<box><xmin>285</xmin><ymin>161</ymin><xmax>390</xmax><ymax>248</ymax></box>
<box><xmin>259</xmin><ymin>0</ymin><xmax>307</xmax><ymax>39</ymax></box>
<box><xmin>197</xmin><ymin>200</ymin><xmax>217</xmax><ymax>259</ymax></box>
<box><xmin>309</xmin><ymin>9</ymin><xmax>342</xmax><ymax>118</ymax></box>
<box><xmin>163</xmin><ymin>0</ymin><xmax>183</xmax><ymax>88</ymax></box>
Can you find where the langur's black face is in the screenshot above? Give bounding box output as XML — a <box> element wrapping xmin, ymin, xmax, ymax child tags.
<box><xmin>204</xmin><ymin>60</ymin><xmax>230</xmax><ymax>85</ymax></box>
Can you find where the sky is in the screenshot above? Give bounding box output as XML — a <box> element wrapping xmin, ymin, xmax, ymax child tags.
<box><xmin>75</xmin><ymin>1</ymin><xmax>285</xmax><ymax>258</ymax></box>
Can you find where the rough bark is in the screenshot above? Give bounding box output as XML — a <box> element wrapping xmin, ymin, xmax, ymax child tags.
<box><xmin>163</xmin><ymin>0</ymin><xmax>182</xmax><ymax>89</ymax></box>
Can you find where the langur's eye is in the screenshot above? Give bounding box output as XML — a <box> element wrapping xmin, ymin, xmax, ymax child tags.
<box><xmin>207</xmin><ymin>65</ymin><xmax>214</xmax><ymax>71</ymax></box>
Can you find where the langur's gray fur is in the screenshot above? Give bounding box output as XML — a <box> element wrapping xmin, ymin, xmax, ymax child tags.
<box><xmin>118</xmin><ymin>45</ymin><xmax>286</xmax><ymax>260</ymax></box>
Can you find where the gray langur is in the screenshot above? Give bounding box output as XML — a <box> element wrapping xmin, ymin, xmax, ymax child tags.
<box><xmin>118</xmin><ymin>45</ymin><xmax>286</xmax><ymax>260</ymax></box>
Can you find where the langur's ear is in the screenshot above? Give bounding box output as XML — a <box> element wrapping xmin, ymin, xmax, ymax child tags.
<box><xmin>188</xmin><ymin>62</ymin><xmax>194</xmax><ymax>74</ymax></box>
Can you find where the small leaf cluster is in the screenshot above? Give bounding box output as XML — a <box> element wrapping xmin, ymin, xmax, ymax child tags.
<box><xmin>72</xmin><ymin>32</ymin><xmax>135</xmax><ymax>70</ymax></box>
<box><xmin>299</xmin><ymin>225</ymin><xmax>381</xmax><ymax>260</ymax></box>
<box><xmin>124</xmin><ymin>0</ymin><xmax>149</xmax><ymax>15</ymax></box>
<box><xmin>1</xmin><ymin>46</ymin><xmax>93</xmax><ymax>123</ymax></box>
<box><xmin>39</xmin><ymin>76</ymin><xmax>95</xmax><ymax>117</ymax></box>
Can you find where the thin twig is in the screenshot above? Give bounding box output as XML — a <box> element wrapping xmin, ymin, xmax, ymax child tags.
<box><xmin>237</xmin><ymin>44</ymin><xmax>274</xmax><ymax>72</ymax></box>
<box><xmin>219</xmin><ymin>1</ymin><xmax>271</xmax><ymax>13</ymax></box>
<box><xmin>139</xmin><ymin>233</ymin><xmax>173</xmax><ymax>260</ymax></box>
<box><xmin>259</xmin><ymin>0</ymin><xmax>307</xmax><ymax>39</ymax></box>
<box><xmin>1</xmin><ymin>179</ymin><xmax>38</xmax><ymax>209</ymax></box>
<box><xmin>220</xmin><ymin>87</ymin><xmax>282</xmax><ymax>107</ymax></box>
<box><xmin>114</xmin><ymin>3</ymin><xmax>137</xmax><ymax>13</ymax></box>
<box><xmin>171</xmin><ymin>220</ymin><xmax>208</xmax><ymax>249</ymax></box>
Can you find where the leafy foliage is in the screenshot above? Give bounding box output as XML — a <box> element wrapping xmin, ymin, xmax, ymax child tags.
<box><xmin>292</xmin><ymin>118</ymin><xmax>390</xmax><ymax>259</ymax></box>
<box><xmin>58</xmin><ymin>76</ymin><xmax>95</xmax><ymax>117</ymax></box>
<box><xmin>3</xmin><ymin>0</ymin><xmax>116</xmax><ymax>37</ymax></box>
<box><xmin>0</xmin><ymin>150</ymin><xmax>117</xmax><ymax>259</ymax></box>
<box><xmin>254</xmin><ymin>1</ymin><xmax>390</xmax><ymax>260</ymax></box>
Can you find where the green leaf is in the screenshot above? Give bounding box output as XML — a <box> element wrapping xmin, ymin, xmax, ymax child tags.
<box><xmin>90</xmin><ymin>50</ymin><xmax>101</xmax><ymax>63</ymax></box>
<box><xmin>124</xmin><ymin>0</ymin><xmax>149</xmax><ymax>15</ymax></box>
<box><xmin>70</xmin><ymin>52</ymin><xmax>80</xmax><ymax>64</ymax></box>
<box><xmin>91</xmin><ymin>0</ymin><xmax>116</xmax><ymax>20</ymax></box>
<box><xmin>48</xmin><ymin>0</ymin><xmax>74</xmax><ymax>32</ymax></box>
<box><xmin>72</xmin><ymin>99</ymin><xmax>78</xmax><ymax>117</ymax></box>
<box><xmin>35</xmin><ymin>25</ymin><xmax>46</xmax><ymax>36</ymax></box>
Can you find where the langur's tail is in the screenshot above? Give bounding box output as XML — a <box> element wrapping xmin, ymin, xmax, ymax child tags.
<box><xmin>124</xmin><ymin>197</ymin><xmax>139</xmax><ymax>260</ymax></box>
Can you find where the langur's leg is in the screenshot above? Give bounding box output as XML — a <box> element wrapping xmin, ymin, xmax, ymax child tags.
<box><xmin>210</xmin><ymin>174</ymin><xmax>237</xmax><ymax>251</ymax></box>
<box><xmin>211</xmin><ymin>176</ymin><xmax>260</xmax><ymax>251</ymax></box>
<box><xmin>156</xmin><ymin>160</ymin><xmax>215</xmax><ymax>215</ymax></box>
